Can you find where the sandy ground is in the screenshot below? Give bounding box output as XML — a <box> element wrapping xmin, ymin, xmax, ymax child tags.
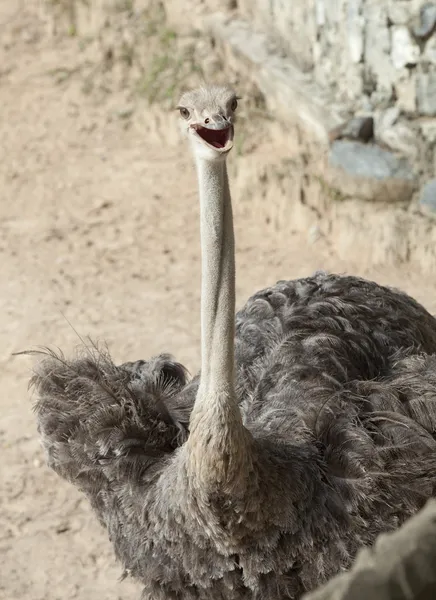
<box><xmin>1</xmin><ymin>6</ymin><xmax>436</xmax><ymax>600</ymax></box>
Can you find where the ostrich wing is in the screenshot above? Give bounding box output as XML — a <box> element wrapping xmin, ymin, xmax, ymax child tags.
<box><xmin>235</xmin><ymin>272</ymin><xmax>436</xmax><ymax>396</ymax></box>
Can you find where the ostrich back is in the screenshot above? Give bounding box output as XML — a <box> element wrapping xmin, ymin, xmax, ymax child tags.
<box><xmin>33</xmin><ymin>272</ymin><xmax>436</xmax><ymax>600</ymax></box>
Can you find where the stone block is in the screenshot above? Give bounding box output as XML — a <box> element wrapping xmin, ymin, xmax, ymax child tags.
<box><xmin>412</xmin><ymin>2</ymin><xmax>436</xmax><ymax>39</ymax></box>
<box><xmin>365</xmin><ymin>4</ymin><xmax>394</xmax><ymax>89</ymax></box>
<box><xmin>419</xmin><ymin>118</ymin><xmax>436</xmax><ymax>143</ymax></box>
<box><xmin>344</xmin><ymin>65</ymin><xmax>365</xmax><ymax>100</ymax></box>
<box><xmin>396</xmin><ymin>71</ymin><xmax>417</xmax><ymax>113</ymax></box>
<box><xmin>423</xmin><ymin>34</ymin><xmax>436</xmax><ymax>64</ymax></box>
<box><xmin>378</xmin><ymin>121</ymin><xmax>419</xmax><ymax>159</ymax></box>
<box><xmin>315</xmin><ymin>0</ymin><xmax>326</xmax><ymax>27</ymax></box>
<box><xmin>387</xmin><ymin>1</ymin><xmax>415</xmax><ymax>25</ymax></box>
<box><xmin>347</xmin><ymin>0</ymin><xmax>364</xmax><ymax>64</ymax></box>
<box><xmin>391</xmin><ymin>26</ymin><xmax>420</xmax><ymax>69</ymax></box>
<box><xmin>327</xmin><ymin>140</ymin><xmax>417</xmax><ymax>203</ymax></box>
<box><xmin>377</xmin><ymin>106</ymin><xmax>400</xmax><ymax>131</ymax></box>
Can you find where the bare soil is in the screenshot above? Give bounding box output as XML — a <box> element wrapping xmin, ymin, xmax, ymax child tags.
<box><xmin>1</xmin><ymin>5</ymin><xmax>436</xmax><ymax>600</ymax></box>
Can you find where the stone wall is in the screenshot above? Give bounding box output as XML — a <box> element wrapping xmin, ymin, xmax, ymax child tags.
<box><xmin>205</xmin><ymin>0</ymin><xmax>436</xmax><ymax>215</ymax></box>
<box><xmin>237</xmin><ymin>0</ymin><xmax>436</xmax><ymax>117</ymax></box>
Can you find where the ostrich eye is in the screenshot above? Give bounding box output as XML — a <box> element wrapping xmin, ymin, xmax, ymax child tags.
<box><xmin>179</xmin><ymin>107</ymin><xmax>190</xmax><ymax>119</ymax></box>
<box><xmin>231</xmin><ymin>98</ymin><xmax>238</xmax><ymax>111</ymax></box>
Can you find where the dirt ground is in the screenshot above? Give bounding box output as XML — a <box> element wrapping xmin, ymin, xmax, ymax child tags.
<box><xmin>1</xmin><ymin>5</ymin><xmax>436</xmax><ymax>600</ymax></box>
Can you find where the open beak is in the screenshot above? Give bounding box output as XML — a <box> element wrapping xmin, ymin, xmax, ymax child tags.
<box><xmin>190</xmin><ymin>124</ymin><xmax>234</xmax><ymax>151</ymax></box>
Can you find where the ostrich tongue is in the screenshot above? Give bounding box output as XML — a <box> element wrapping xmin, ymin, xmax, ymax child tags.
<box><xmin>193</xmin><ymin>124</ymin><xmax>231</xmax><ymax>148</ymax></box>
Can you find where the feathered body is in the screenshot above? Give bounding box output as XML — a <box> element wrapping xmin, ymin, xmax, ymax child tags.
<box><xmin>33</xmin><ymin>271</ymin><xmax>436</xmax><ymax>599</ymax></box>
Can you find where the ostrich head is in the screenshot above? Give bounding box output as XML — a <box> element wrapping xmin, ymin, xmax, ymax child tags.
<box><xmin>177</xmin><ymin>85</ymin><xmax>238</xmax><ymax>162</ymax></box>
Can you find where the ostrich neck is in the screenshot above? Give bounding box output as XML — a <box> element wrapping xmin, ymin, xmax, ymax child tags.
<box><xmin>186</xmin><ymin>155</ymin><xmax>251</xmax><ymax>495</ymax></box>
<box><xmin>196</xmin><ymin>157</ymin><xmax>235</xmax><ymax>393</ymax></box>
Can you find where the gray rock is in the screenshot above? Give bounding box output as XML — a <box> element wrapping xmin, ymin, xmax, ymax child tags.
<box><xmin>417</xmin><ymin>71</ymin><xmax>436</xmax><ymax>115</ymax></box>
<box><xmin>388</xmin><ymin>1</ymin><xmax>415</xmax><ymax>25</ymax></box>
<box><xmin>412</xmin><ymin>2</ymin><xmax>436</xmax><ymax>39</ymax></box>
<box><xmin>391</xmin><ymin>26</ymin><xmax>420</xmax><ymax>69</ymax></box>
<box><xmin>324</xmin><ymin>0</ymin><xmax>341</xmax><ymax>24</ymax></box>
<box><xmin>377</xmin><ymin>106</ymin><xmax>400</xmax><ymax>131</ymax></box>
<box><xmin>327</xmin><ymin>140</ymin><xmax>416</xmax><ymax>203</ymax></box>
<box><xmin>365</xmin><ymin>4</ymin><xmax>396</xmax><ymax>93</ymax></box>
<box><xmin>376</xmin><ymin>110</ymin><xmax>418</xmax><ymax>158</ymax></box>
<box><xmin>315</xmin><ymin>0</ymin><xmax>325</xmax><ymax>27</ymax></box>
<box><xmin>378</xmin><ymin>121</ymin><xmax>418</xmax><ymax>159</ymax></box>
<box><xmin>395</xmin><ymin>71</ymin><xmax>417</xmax><ymax>113</ymax></box>
<box><xmin>419</xmin><ymin>118</ymin><xmax>436</xmax><ymax>143</ymax></box>
<box><xmin>344</xmin><ymin>65</ymin><xmax>365</xmax><ymax>99</ymax></box>
<box><xmin>419</xmin><ymin>179</ymin><xmax>436</xmax><ymax>212</ymax></box>
<box><xmin>423</xmin><ymin>34</ymin><xmax>436</xmax><ymax>64</ymax></box>
<box><xmin>330</xmin><ymin>140</ymin><xmax>414</xmax><ymax>180</ymax></box>
<box><xmin>370</xmin><ymin>87</ymin><xmax>397</xmax><ymax>108</ymax></box>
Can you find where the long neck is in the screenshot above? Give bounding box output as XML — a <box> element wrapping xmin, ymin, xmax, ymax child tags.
<box><xmin>197</xmin><ymin>157</ymin><xmax>235</xmax><ymax>394</ymax></box>
<box><xmin>187</xmin><ymin>155</ymin><xmax>251</xmax><ymax>494</ymax></box>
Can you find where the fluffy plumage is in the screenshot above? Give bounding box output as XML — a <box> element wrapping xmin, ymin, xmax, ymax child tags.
<box><xmin>31</xmin><ymin>271</ymin><xmax>436</xmax><ymax>599</ymax></box>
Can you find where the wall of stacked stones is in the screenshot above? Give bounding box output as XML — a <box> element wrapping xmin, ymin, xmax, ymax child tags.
<box><xmin>236</xmin><ymin>0</ymin><xmax>436</xmax><ymax>212</ymax></box>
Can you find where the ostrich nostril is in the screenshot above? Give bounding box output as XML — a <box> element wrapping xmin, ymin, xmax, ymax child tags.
<box><xmin>205</xmin><ymin>118</ymin><xmax>210</xmax><ymax>124</ymax></box>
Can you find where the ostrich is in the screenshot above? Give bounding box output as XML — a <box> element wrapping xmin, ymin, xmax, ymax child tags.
<box><xmin>31</xmin><ymin>86</ymin><xmax>436</xmax><ymax>600</ymax></box>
